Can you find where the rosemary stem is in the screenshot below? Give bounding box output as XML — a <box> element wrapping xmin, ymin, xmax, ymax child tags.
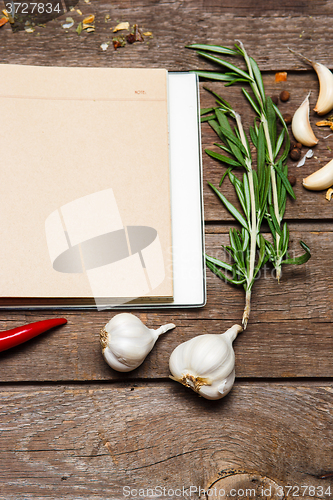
<box><xmin>235</xmin><ymin>111</ymin><xmax>257</xmax><ymax>328</ymax></box>
<box><xmin>242</xmin><ymin>289</ymin><xmax>252</xmax><ymax>330</ymax></box>
<box><xmin>262</xmin><ymin>116</ymin><xmax>282</xmax><ymax>280</ymax></box>
<box><xmin>243</xmin><ymin>169</ymin><xmax>257</xmax><ymax>329</ymax></box>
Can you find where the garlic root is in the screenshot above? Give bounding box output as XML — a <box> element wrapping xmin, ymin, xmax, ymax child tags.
<box><xmin>169</xmin><ymin>324</ymin><xmax>242</xmax><ymax>400</ymax></box>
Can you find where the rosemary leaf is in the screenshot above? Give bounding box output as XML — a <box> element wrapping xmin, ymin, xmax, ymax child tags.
<box><xmin>195</xmin><ymin>51</ymin><xmax>252</xmax><ymax>81</ymax></box>
<box><xmin>206</xmin><ymin>149</ymin><xmax>243</xmax><ymax>167</ymax></box>
<box><xmin>206</xmin><ymin>259</ymin><xmax>246</xmax><ymax>285</ymax></box>
<box><xmin>205</xmin><ymin>254</ymin><xmax>233</xmax><ymax>273</ymax></box>
<box><xmin>186</xmin><ymin>43</ymin><xmax>239</xmax><ymax>56</ymax></box>
<box><xmin>274</xmin><ymin>163</ymin><xmax>296</xmax><ymax>200</ymax></box>
<box><xmin>249</xmin><ymin>57</ymin><xmax>266</xmax><ymax>104</ymax></box>
<box><xmin>208</xmin><ymin>182</ymin><xmax>249</xmax><ymax>231</ymax></box>
<box><xmin>242</xmin><ymin>88</ymin><xmax>260</xmax><ymax>115</ymax></box>
<box><xmin>281</xmin><ymin>241</ymin><xmax>311</xmax><ymax>265</ymax></box>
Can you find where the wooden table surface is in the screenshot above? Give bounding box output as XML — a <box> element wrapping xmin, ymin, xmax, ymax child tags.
<box><xmin>0</xmin><ymin>1</ymin><xmax>332</xmax><ymax>499</ymax></box>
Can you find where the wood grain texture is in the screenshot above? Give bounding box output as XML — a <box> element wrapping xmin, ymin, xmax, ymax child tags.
<box><xmin>0</xmin><ymin>383</ymin><xmax>332</xmax><ymax>499</ymax></box>
<box><xmin>0</xmin><ymin>229</ymin><xmax>331</xmax><ymax>381</ymax></box>
<box><xmin>1</xmin><ymin>1</ymin><xmax>333</xmax><ymax>70</ymax></box>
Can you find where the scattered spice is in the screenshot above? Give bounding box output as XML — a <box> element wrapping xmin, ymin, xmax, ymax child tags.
<box><xmin>283</xmin><ymin>113</ymin><xmax>292</xmax><ymax>125</ymax></box>
<box><xmin>316</xmin><ymin>116</ymin><xmax>333</xmax><ymax>131</ymax></box>
<box><xmin>83</xmin><ymin>14</ymin><xmax>95</xmax><ymax>25</ymax></box>
<box><xmin>326</xmin><ymin>188</ymin><xmax>333</xmax><ymax>201</ymax></box>
<box><xmin>288</xmin><ymin>174</ymin><xmax>297</xmax><ymax>186</ymax></box>
<box><xmin>3</xmin><ymin>9</ymin><xmax>14</xmax><ymax>23</ymax></box>
<box><xmin>275</xmin><ymin>71</ymin><xmax>287</xmax><ymax>82</ymax></box>
<box><xmin>280</xmin><ymin>90</ymin><xmax>290</xmax><ymax>102</ymax></box>
<box><xmin>105</xmin><ymin>14</ymin><xmax>110</xmax><ymax>22</ymax></box>
<box><xmin>126</xmin><ymin>24</ymin><xmax>143</xmax><ymax>43</ymax></box>
<box><xmin>112</xmin><ymin>35</ymin><xmax>126</xmax><ymax>49</ymax></box>
<box><xmin>291</xmin><ymin>141</ymin><xmax>303</xmax><ymax>150</ymax></box>
<box><xmin>290</xmin><ymin>148</ymin><xmax>301</xmax><ymax>161</ymax></box>
<box><xmin>297</xmin><ymin>149</ymin><xmax>314</xmax><ymax>168</ymax></box>
<box><xmin>62</xmin><ymin>17</ymin><xmax>74</xmax><ymax>29</ymax></box>
<box><xmin>0</xmin><ymin>16</ymin><xmax>8</xmax><ymax>27</ymax></box>
<box><xmin>76</xmin><ymin>22</ymin><xmax>83</xmax><ymax>35</ymax></box>
<box><xmin>113</xmin><ymin>21</ymin><xmax>129</xmax><ymax>32</ymax></box>
<box><xmin>100</xmin><ymin>42</ymin><xmax>110</xmax><ymax>51</ymax></box>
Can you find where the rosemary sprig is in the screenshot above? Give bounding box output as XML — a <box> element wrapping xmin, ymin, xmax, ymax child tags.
<box><xmin>204</xmin><ymin>98</ymin><xmax>269</xmax><ymax>328</ymax></box>
<box><xmin>188</xmin><ymin>41</ymin><xmax>311</xmax><ymax>281</ymax></box>
<box><xmin>188</xmin><ymin>41</ymin><xmax>311</xmax><ymax>328</ymax></box>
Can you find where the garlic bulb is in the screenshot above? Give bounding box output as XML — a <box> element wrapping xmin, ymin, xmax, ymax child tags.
<box><xmin>100</xmin><ymin>313</ymin><xmax>175</xmax><ymax>372</ymax></box>
<box><xmin>291</xmin><ymin>94</ymin><xmax>319</xmax><ymax>147</ymax></box>
<box><xmin>169</xmin><ymin>324</ymin><xmax>242</xmax><ymax>400</ymax></box>
<box><xmin>303</xmin><ymin>158</ymin><xmax>333</xmax><ymax>190</ymax></box>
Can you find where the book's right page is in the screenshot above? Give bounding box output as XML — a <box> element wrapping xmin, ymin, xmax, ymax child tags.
<box><xmin>167</xmin><ymin>72</ymin><xmax>206</xmax><ymax>308</ymax></box>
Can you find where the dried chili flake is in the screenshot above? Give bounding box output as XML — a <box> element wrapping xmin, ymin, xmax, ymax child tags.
<box><xmin>275</xmin><ymin>71</ymin><xmax>287</xmax><ymax>83</ymax></box>
<box><xmin>0</xmin><ymin>16</ymin><xmax>8</xmax><ymax>27</ymax></box>
<box><xmin>112</xmin><ymin>35</ymin><xmax>126</xmax><ymax>49</ymax></box>
<box><xmin>126</xmin><ymin>24</ymin><xmax>143</xmax><ymax>44</ymax></box>
<box><xmin>113</xmin><ymin>21</ymin><xmax>129</xmax><ymax>32</ymax></box>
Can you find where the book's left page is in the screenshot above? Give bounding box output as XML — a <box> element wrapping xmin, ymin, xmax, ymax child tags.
<box><xmin>0</xmin><ymin>64</ymin><xmax>173</xmax><ymax>307</ymax></box>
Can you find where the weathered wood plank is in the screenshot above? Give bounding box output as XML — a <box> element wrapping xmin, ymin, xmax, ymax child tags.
<box><xmin>0</xmin><ymin>229</ymin><xmax>331</xmax><ymax>381</ymax></box>
<box><xmin>1</xmin><ymin>1</ymin><xmax>333</xmax><ymax>70</ymax></box>
<box><xmin>0</xmin><ymin>383</ymin><xmax>332</xmax><ymax>499</ymax></box>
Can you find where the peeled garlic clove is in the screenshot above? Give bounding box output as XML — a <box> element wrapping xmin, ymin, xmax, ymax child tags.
<box><xmin>312</xmin><ymin>61</ymin><xmax>333</xmax><ymax>115</ymax></box>
<box><xmin>292</xmin><ymin>94</ymin><xmax>319</xmax><ymax>147</ymax></box>
<box><xmin>169</xmin><ymin>324</ymin><xmax>242</xmax><ymax>400</ymax></box>
<box><xmin>303</xmin><ymin>158</ymin><xmax>333</xmax><ymax>191</ymax></box>
<box><xmin>100</xmin><ymin>313</ymin><xmax>175</xmax><ymax>372</ymax></box>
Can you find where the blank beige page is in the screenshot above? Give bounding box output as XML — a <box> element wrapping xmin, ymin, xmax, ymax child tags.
<box><xmin>0</xmin><ymin>65</ymin><xmax>172</xmax><ymax>301</ymax></box>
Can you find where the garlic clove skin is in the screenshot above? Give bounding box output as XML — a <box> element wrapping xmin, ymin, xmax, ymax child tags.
<box><xmin>288</xmin><ymin>49</ymin><xmax>333</xmax><ymax>116</ymax></box>
<box><xmin>312</xmin><ymin>62</ymin><xmax>333</xmax><ymax>115</ymax></box>
<box><xmin>100</xmin><ymin>313</ymin><xmax>175</xmax><ymax>372</ymax></box>
<box><xmin>169</xmin><ymin>324</ymin><xmax>242</xmax><ymax>400</ymax></box>
<box><xmin>303</xmin><ymin>158</ymin><xmax>333</xmax><ymax>191</ymax></box>
<box><xmin>291</xmin><ymin>94</ymin><xmax>319</xmax><ymax>147</ymax></box>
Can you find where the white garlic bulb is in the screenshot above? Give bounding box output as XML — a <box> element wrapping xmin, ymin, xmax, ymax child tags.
<box><xmin>100</xmin><ymin>313</ymin><xmax>175</xmax><ymax>372</ymax></box>
<box><xmin>169</xmin><ymin>324</ymin><xmax>242</xmax><ymax>400</ymax></box>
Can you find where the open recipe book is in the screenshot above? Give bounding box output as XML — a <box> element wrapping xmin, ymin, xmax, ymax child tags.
<box><xmin>0</xmin><ymin>65</ymin><xmax>205</xmax><ymax>309</ymax></box>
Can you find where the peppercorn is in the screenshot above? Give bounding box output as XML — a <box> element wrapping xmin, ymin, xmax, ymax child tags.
<box><xmin>280</xmin><ymin>90</ymin><xmax>290</xmax><ymax>102</ymax></box>
<box><xmin>283</xmin><ymin>113</ymin><xmax>292</xmax><ymax>125</ymax></box>
<box><xmin>271</xmin><ymin>95</ymin><xmax>279</xmax><ymax>105</ymax></box>
<box><xmin>288</xmin><ymin>174</ymin><xmax>296</xmax><ymax>186</ymax></box>
<box><xmin>291</xmin><ymin>141</ymin><xmax>303</xmax><ymax>150</ymax></box>
<box><xmin>290</xmin><ymin>148</ymin><xmax>301</xmax><ymax>161</ymax></box>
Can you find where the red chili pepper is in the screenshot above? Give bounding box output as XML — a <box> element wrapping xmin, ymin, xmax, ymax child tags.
<box><xmin>0</xmin><ymin>318</ymin><xmax>67</xmax><ymax>353</ymax></box>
